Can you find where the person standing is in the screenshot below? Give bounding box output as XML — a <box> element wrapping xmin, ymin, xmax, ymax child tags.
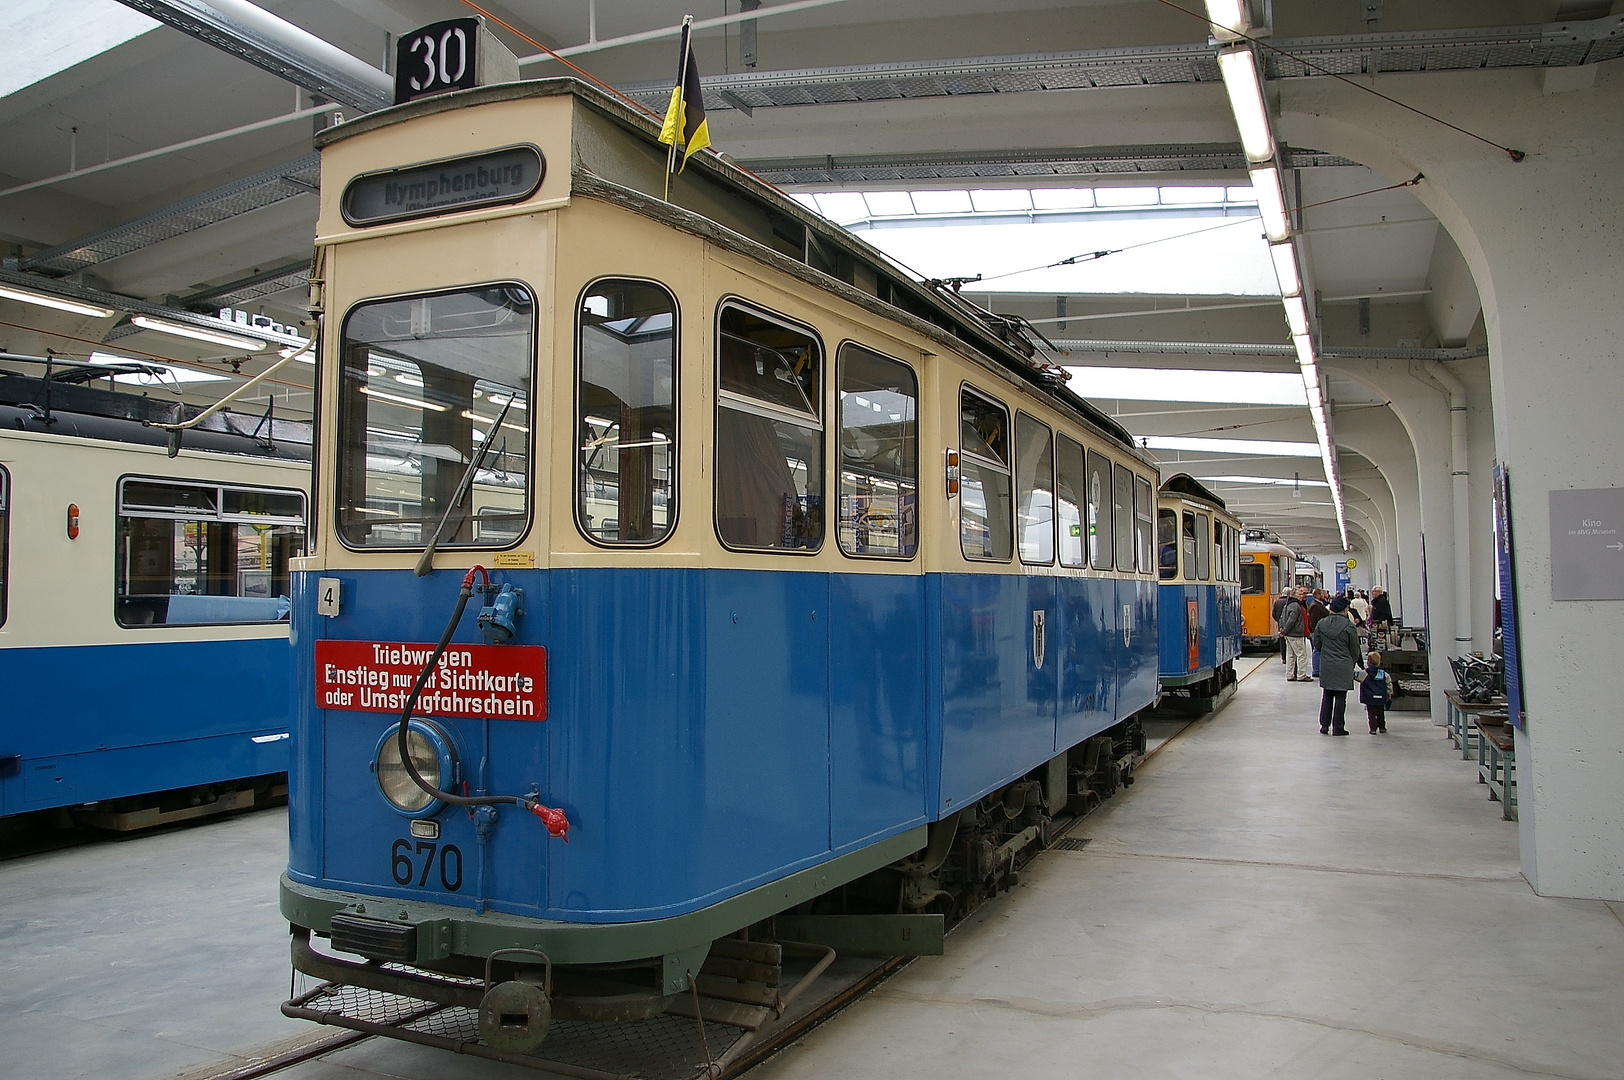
<box><xmin>1307</xmin><ymin>589</ymin><xmax>1330</xmax><ymax>677</ymax></box>
<box><xmin>1272</xmin><ymin>588</ymin><xmax>1294</xmax><ymax>663</ymax></box>
<box><xmin>1349</xmin><ymin>591</ymin><xmax>1370</xmax><ymax>625</ymax></box>
<box><xmin>1369</xmin><ymin>586</ymin><xmax>1394</xmax><ymax>646</ymax></box>
<box><xmin>1281</xmin><ymin>586</ymin><xmax>1312</xmax><ymax>681</ymax></box>
<box><xmin>1313</xmin><ymin>596</ymin><xmax>1365</xmax><ymax>734</ymax></box>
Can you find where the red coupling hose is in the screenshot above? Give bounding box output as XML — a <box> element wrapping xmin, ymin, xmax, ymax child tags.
<box><xmin>462</xmin><ymin>565</ymin><xmax>490</xmax><ymax>590</ymax></box>
<box><xmin>529</xmin><ymin>801</ymin><xmax>570</xmax><ymax>841</ymax></box>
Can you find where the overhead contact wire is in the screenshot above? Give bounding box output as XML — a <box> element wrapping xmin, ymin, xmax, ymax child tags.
<box><xmin>973</xmin><ymin>174</ymin><xmax>1427</xmax><ymax>288</ymax></box>
<box><xmin>1155</xmin><ymin>0</ymin><xmax>1526</xmax><ymax>161</ymax></box>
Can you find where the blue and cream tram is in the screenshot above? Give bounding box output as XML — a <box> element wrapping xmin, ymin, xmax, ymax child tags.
<box><xmin>280</xmin><ymin>44</ymin><xmax>1163</xmax><ymax>1064</ymax></box>
<box><xmin>1156</xmin><ymin>474</ymin><xmax>1242</xmax><ymax>699</ymax></box>
<box><xmin>0</xmin><ymin>365</ymin><xmax>308</xmax><ymax>824</ymax></box>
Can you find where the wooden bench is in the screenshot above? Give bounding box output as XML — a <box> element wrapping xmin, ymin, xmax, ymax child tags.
<box><xmin>1446</xmin><ymin>690</ymin><xmax>1507</xmax><ymax>759</ymax></box>
<box><xmin>1474</xmin><ymin>716</ymin><xmax>1517</xmax><ymax>821</ymax></box>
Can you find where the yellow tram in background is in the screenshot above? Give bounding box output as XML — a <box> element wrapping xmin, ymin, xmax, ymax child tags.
<box><xmin>1240</xmin><ymin>535</ymin><xmax>1296</xmax><ymax>650</ymax></box>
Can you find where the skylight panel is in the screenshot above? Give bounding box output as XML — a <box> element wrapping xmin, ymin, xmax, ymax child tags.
<box><xmin>1197</xmin><ymin>475</ymin><xmax>1331</xmax><ymax>487</ymax></box>
<box><xmin>1066</xmin><ymin>366</ymin><xmax>1307</xmax><ymax>406</ymax></box>
<box><xmin>970</xmin><ymin>189</ymin><xmax>1032</xmax><ymax>213</ymax></box>
<box><xmin>862</xmin><ymin>191</ymin><xmax>915</xmax><ymax>216</ymax></box>
<box><xmin>1142</xmin><ymin>435</ymin><xmax>1322</xmax><ymax>457</ymax></box>
<box><xmin>813</xmin><ymin>192</ymin><xmax>868</xmax><ymax>224</ymax></box>
<box><xmin>3</xmin><ymin>0</ymin><xmax>157</xmax><ymax>100</ymax></box>
<box><xmin>1030</xmin><ymin>188</ymin><xmax>1096</xmax><ymax>210</ymax></box>
<box><xmin>1159</xmin><ymin>186</ymin><xmax>1227</xmax><ymax>205</ymax></box>
<box><xmin>1227</xmin><ymin>186</ymin><xmax>1259</xmax><ymax>203</ymax></box>
<box><xmin>1094</xmin><ymin>187</ymin><xmax>1160</xmax><ymax>207</ymax></box>
<box><xmin>911</xmin><ymin>190</ymin><xmax>973</xmax><ymax>214</ymax></box>
<box><xmin>789</xmin><ymin>193</ymin><xmax>820</xmax><ymax>211</ymax></box>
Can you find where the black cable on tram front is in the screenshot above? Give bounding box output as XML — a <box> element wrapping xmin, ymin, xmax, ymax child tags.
<box><xmin>394</xmin><ymin>564</ymin><xmax>569</xmax><ymax>838</ymax></box>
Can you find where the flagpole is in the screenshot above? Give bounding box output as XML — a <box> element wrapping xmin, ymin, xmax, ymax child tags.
<box><xmin>664</xmin><ymin>15</ymin><xmax>694</xmax><ymax>202</ymax></box>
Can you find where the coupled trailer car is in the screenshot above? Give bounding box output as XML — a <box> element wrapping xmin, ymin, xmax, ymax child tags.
<box><xmin>1156</xmin><ymin>475</ymin><xmax>1242</xmax><ymax>703</ymax></box>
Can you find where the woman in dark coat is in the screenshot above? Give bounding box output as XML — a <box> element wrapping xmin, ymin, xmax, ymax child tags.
<box><xmin>1311</xmin><ymin>596</ymin><xmax>1365</xmax><ymax>735</ymax></box>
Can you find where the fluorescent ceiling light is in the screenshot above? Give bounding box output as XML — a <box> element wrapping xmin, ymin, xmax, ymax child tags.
<box><xmin>359</xmin><ymin>385</ymin><xmax>448</xmax><ymax>412</ymax></box>
<box><xmin>129</xmin><ymin>314</ymin><xmax>265</xmax><ymax>351</ymax></box>
<box><xmin>0</xmin><ymin>283</ymin><xmax>115</xmax><ymax>319</ymax></box>
<box><xmin>1065</xmin><ymin>365</ymin><xmax>1306</xmax><ymax>406</ymax></box>
<box><xmin>111</xmin><ymin>363</ymin><xmax>230</xmax><ymax>385</ymax></box>
<box><xmin>1142</xmin><ymin>435</ymin><xmax>1321</xmax><ymax>457</ymax></box>
<box><xmin>1198</xmin><ymin>474</ymin><xmax>1331</xmax><ymax>488</ymax></box>
<box><xmin>1217</xmin><ymin>47</ymin><xmax>1274</xmax><ymax>163</ymax></box>
<box><xmin>1270</xmin><ymin>242</ymin><xmax>1301</xmax><ymax>297</ymax></box>
<box><xmin>1204</xmin><ymin>0</ymin><xmax>1249</xmax><ymax>36</ymax></box>
<box><xmin>1283</xmin><ymin>295</ymin><xmax>1309</xmax><ymax>336</ymax></box>
<box><xmin>1293</xmin><ymin>333</ymin><xmax>1316</xmax><ymax>367</ymax></box>
<box><xmin>1248</xmin><ymin>167</ymin><xmax>1291</xmax><ymax>241</ymax></box>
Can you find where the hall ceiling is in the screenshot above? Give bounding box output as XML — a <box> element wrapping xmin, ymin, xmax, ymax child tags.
<box><xmin>3</xmin><ymin>0</ymin><xmax>1612</xmax><ymax>552</ymax></box>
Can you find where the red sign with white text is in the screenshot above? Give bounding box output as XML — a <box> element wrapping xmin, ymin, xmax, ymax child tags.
<box><xmin>315</xmin><ymin>640</ymin><xmax>547</xmax><ymax>720</ymax></box>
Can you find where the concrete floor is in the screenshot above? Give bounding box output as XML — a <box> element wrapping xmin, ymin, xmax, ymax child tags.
<box><xmin>755</xmin><ymin>661</ymin><xmax>1624</xmax><ymax>1080</ymax></box>
<box><xmin>4</xmin><ymin>659</ymin><xmax>1621</xmax><ymax>1080</ymax></box>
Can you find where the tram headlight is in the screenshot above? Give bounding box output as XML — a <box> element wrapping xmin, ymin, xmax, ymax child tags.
<box><xmin>373</xmin><ymin>719</ymin><xmax>457</xmax><ymax>817</ymax></box>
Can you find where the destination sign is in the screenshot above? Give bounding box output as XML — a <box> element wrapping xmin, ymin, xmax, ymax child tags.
<box><xmin>342</xmin><ymin>145</ymin><xmax>544</xmax><ymax>226</ymax></box>
<box><xmin>315</xmin><ymin>639</ymin><xmax>547</xmax><ymax>720</ymax></box>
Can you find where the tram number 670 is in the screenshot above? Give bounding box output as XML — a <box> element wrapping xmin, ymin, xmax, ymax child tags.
<box><xmin>390</xmin><ymin>839</ymin><xmax>463</xmax><ymax>891</ymax></box>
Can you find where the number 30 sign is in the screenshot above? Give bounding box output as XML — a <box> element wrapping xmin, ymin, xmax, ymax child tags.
<box><xmin>394</xmin><ymin>18</ymin><xmax>517</xmax><ymax>105</ymax></box>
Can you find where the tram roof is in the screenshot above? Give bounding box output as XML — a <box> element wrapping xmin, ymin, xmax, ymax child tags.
<box><xmin>1160</xmin><ymin>473</ymin><xmax>1227</xmax><ymax>511</ymax></box>
<box><xmin>316</xmin><ymin>77</ymin><xmax>1150</xmax><ymax>464</ymax></box>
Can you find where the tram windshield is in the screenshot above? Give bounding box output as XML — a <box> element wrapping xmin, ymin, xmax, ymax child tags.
<box><xmin>336</xmin><ymin>286</ymin><xmax>532</xmax><ymax>549</ymax></box>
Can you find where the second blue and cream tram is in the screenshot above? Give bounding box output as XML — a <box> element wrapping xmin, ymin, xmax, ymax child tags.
<box><xmin>1157</xmin><ymin>474</ymin><xmax>1242</xmax><ymax>698</ymax></box>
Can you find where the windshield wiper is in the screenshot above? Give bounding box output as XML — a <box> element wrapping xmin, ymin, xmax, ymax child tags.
<box><xmin>414</xmin><ymin>394</ymin><xmax>517</xmax><ymax>577</ymax></box>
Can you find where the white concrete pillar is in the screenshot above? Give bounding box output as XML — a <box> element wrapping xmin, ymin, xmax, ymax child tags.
<box><xmin>1284</xmin><ymin>66</ymin><xmax>1624</xmax><ymax>900</ymax></box>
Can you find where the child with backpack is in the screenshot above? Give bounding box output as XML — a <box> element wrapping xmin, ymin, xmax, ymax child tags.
<box><xmin>1360</xmin><ymin>650</ymin><xmax>1393</xmax><ymax>733</ymax></box>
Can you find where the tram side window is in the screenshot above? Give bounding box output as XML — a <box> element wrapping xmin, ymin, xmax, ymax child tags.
<box><xmin>838</xmin><ymin>345</ymin><xmax>918</xmax><ymax>557</ymax></box>
<box><xmin>1015</xmin><ymin>413</ymin><xmax>1054</xmax><ymax>565</ymax></box>
<box><xmin>1135</xmin><ymin>476</ymin><xmax>1154</xmax><ymax>574</ymax></box>
<box><xmin>0</xmin><ymin>466</ymin><xmax>8</xmax><ymax>628</ymax></box>
<box><xmin>1158</xmin><ymin>508</ymin><xmax>1178</xmax><ymax>579</ymax></box>
<box><xmin>1085</xmin><ymin>451</ymin><xmax>1111</xmax><ymax>570</ymax></box>
<box><xmin>959</xmin><ymin>388</ymin><xmax>1012</xmax><ymax>561</ymax></box>
<box><xmin>1112</xmin><ymin>464</ymin><xmax>1135</xmax><ymax>573</ymax></box>
<box><xmin>716</xmin><ymin>303</ymin><xmax>824</xmax><ymax>551</ymax></box>
<box><xmin>1241</xmin><ymin>560</ymin><xmax>1266</xmax><ymax>595</ymax></box>
<box><xmin>336</xmin><ymin>286</ymin><xmax>533</xmax><ymax>550</ymax></box>
<box><xmin>1196</xmin><ymin>511</ymin><xmax>1211</xmax><ymax>580</ymax></box>
<box><xmin>1214</xmin><ymin>521</ymin><xmax>1229</xmax><ymax>581</ymax></box>
<box><xmin>1055</xmin><ymin>435</ymin><xmax>1085</xmax><ymax>568</ymax></box>
<box><xmin>577</xmin><ymin>280</ymin><xmax>677</xmax><ymax>545</ymax></box>
<box><xmin>115</xmin><ymin>479</ymin><xmax>306</xmax><ymax>627</ymax></box>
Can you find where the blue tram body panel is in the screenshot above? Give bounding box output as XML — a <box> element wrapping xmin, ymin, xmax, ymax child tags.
<box><xmin>290</xmin><ymin>566</ymin><xmax>937</xmax><ymax>923</ymax></box>
<box><xmin>1056</xmin><ymin>577</ymin><xmax>1117</xmax><ymax>752</ymax></box>
<box><xmin>287</xmin><ymin>563</ymin><xmax>1149</xmax><ymax>921</ymax></box>
<box><xmin>1119</xmin><ymin>578</ymin><xmax>1160</xmax><ymax>716</ymax></box>
<box><xmin>1157</xmin><ymin>582</ymin><xmax>1241</xmax><ymax>684</ymax></box>
<box><xmin>0</xmin><ymin>638</ymin><xmax>292</xmax><ymax>816</ymax></box>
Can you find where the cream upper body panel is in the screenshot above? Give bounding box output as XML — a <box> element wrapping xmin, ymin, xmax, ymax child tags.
<box><xmin>301</xmin><ymin>82</ymin><xmax>1156</xmax><ymax>580</ymax></box>
<box><xmin>2</xmin><ymin>429</ymin><xmax>306</xmax><ymax>647</ymax></box>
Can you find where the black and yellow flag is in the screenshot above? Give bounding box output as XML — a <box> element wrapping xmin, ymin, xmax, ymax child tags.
<box><xmin>658</xmin><ymin>18</ymin><xmax>710</xmax><ymax>175</ymax></box>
